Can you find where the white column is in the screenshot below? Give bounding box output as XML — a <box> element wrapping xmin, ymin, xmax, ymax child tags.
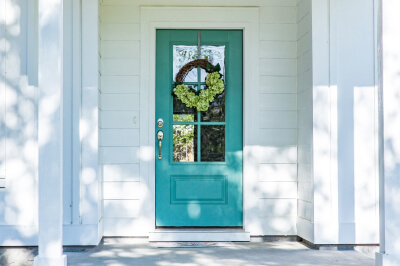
<box><xmin>80</xmin><ymin>0</ymin><xmax>100</xmax><ymax>227</ymax></box>
<box><xmin>34</xmin><ymin>0</ymin><xmax>67</xmax><ymax>265</ymax></box>
<box><xmin>376</xmin><ymin>1</ymin><xmax>400</xmax><ymax>265</ymax></box>
<box><xmin>311</xmin><ymin>0</ymin><xmax>378</xmax><ymax>245</ymax></box>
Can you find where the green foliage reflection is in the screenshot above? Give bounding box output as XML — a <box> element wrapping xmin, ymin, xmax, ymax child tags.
<box><xmin>173</xmin><ymin>114</ymin><xmax>196</xmax><ymax>162</ymax></box>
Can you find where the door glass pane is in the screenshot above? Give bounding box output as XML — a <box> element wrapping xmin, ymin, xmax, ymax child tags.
<box><xmin>201</xmin><ymin>125</ymin><xmax>225</xmax><ymax>162</ymax></box>
<box><xmin>200</xmin><ymin>45</ymin><xmax>225</xmax><ymax>82</ymax></box>
<box><xmin>173</xmin><ymin>86</ymin><xmax>197</xmax><ymax>122</ymax></box>
<box><xmin>173</xmin><ymin>45</ymin><xmax>198</xmax><ymax>82</ymax></box>
<box><xmin>201</xmin><ymin>91</ymin><xmax>225</xmax><ymax>122</ymax></box>
<box><xmin>173</xmin><ymin>125</ymin><xmax>198</xmax><ymax>162</ymax></box>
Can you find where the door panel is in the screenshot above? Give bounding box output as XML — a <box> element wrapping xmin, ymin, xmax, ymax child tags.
<box><xmin>156</xmin><ymin>30</ymin><xmax>243</xmax><ymax>227</ymax></box>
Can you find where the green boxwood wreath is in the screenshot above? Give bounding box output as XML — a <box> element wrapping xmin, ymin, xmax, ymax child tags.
<box><xmin>173</xmin><ymin>59</ymin><xmax>224</xmax><ymax>112</ymax></box>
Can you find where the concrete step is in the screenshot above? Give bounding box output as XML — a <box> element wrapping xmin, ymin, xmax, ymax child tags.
<box><xmin>149</xmin><ymin>229</ymin><xmax>250</xmax><ymax>242</ymax></box>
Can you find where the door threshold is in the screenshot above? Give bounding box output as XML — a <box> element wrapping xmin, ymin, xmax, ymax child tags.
<box><xmin>149</xmin><ymin>228</ymin><xmax>250</xmax><ymax>242</ymax></box>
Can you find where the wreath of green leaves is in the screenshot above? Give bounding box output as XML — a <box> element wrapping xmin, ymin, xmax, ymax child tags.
<box><xmin>173</xmin><ymin>62</ymin><xmax>224</xmax><ymax>112</ymax></box>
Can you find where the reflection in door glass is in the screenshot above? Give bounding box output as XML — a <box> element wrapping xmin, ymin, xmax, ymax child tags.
<box><xmin>201</xmin><ymin>90</ymin><xmax>225</xmax><ymax>122</ymax></box>
<box><xmin>201</xmin><ymin>125</ymin><xmax>225</xmax><ymax>162</ymax></box>
<box><xmin>173</xmin><ymin>88</ymin><xmax>197</xmax><ymax>122</ymax></box>
<box><xmin>173</xmin><ymin>125</ymin><xmax>198</xmax><ymax>162</ymax></box>
<box><xmin>200</xmin><ymin>46</ymin><xmax>225</xmax><ymax>82</ymax></box>
<box><xmin>173</xmin><ymin>45</ymin><xmax>198</xmax><ymax>82</ymax></box>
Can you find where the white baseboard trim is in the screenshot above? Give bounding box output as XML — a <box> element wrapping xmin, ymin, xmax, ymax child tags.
<box><xmin>0</xmin><ymin>225</ymin><xmax>38</xmax><ymax>246</ymax></box>
<box><xmin>149</xmin><ymin>229</ymin><xmax>250</xmax><ymax>242</ymax></box>
<box><xmin>0</xmin><ymin>223</ymin><xmax>102</xmax><ymax>246</ymax></box>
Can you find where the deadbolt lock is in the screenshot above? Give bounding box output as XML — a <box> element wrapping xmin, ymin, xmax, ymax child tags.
<box><xmin>157</xmin><ymin>118</ymin><xmax>164</xmax><ymax>128</ymax></box>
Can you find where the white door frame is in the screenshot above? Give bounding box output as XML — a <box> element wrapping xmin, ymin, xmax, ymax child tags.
<box><xmin>140</xmin><ymin>7</ymin><xmax>260</xmax><ymax>234</ymax></box>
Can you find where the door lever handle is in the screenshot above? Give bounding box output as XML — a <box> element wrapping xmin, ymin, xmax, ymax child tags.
<box><xmin>157</xmin><ymin>130</ymin><xmax>164</xmax><ymax>159</ymax></box>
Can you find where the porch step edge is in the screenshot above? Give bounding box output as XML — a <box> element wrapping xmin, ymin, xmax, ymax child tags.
<box><xmin>149</xmin><ymin>229</ymin><xmax>250</xmax><ymax>242</ymax></box>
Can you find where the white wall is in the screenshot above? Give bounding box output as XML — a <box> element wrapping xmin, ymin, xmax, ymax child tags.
<box><xmin>99</xmin><ymin>0</ymin><xmax>299</xmax><ymax>236</ymax></box>
<box><xmin>296</xmin><ymin>0</ymin><xmax>313</xmax><ymax>241</ymax></box>
<box><xmin>257</xmin><ymin>2</ymin><xmax>298</xmax><ymax>235</ymax></box>
<box><xmin>0</xmin><ymin>0</ymin><xmax>39</xmax><ymax>245</ymax></box>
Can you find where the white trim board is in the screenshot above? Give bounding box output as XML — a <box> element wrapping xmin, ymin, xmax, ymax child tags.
<box><xmin>140</xmin><ymin>7</ymin><xmax>260</xmax><ymax>236</ymax></box>
<box><xmin>0</xmin><ymin>224</ymin><xmax>102</xmax><ymax>246</ymax></box>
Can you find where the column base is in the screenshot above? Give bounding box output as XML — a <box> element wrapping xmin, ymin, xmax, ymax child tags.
<box><xmin>376</xmin><ymin>252</ymin><xmax>400</xmax><ymax>266</ymax></box>
<box><xmin>34</xmin><ymin>255</ymin><xmax>67</xmax><ymax>266</ymax></box>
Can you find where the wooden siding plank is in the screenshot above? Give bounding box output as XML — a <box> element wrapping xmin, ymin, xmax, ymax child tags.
<box><xmin>101</xmin><ymin>58</ymin><xmax>140</xmax><ymax>75</ymax></box>
<box><xmin>101</xmin><ymin>147</ymin><xmax>140</xmax><ymax>163</ymax></box>
<box><xmin>101</xmin><ymin>76</ymin><xmax>140</xmax><ymax>94</ymax></box>
<box><xmin>297</xmin><ymin>199</ymin><xmax>313</xmax><ymax>221</ymax></box>
<box><xmin>260</xmin><ymin>24</ymin><xmax>297</xmax><ymax>41</ymax></box>
<box><xmin>259</xmin><ymin>182</ymin><xmax>297</xmax><ymax>199</ymax></box>
<box><xmin>298</xmin><ymin>182</ymin><xmax>313</xmax><ymax>202</ymax></box>
<box><xmin>103</xmin><ymin>164</ymin><xmax>140</xmax><ymax>181</ymax></box>
<box><xmin>298</xmin><ymin>31</ymin><xmax>312</xmax><ymax>56</ymax></box>
<box><xmin>259</xmin><ymin>111</ymin><xmax>297</xmax><ymax>128</ymax></box>
<box><xmin>260</xmin><ymin>7</ymin><xmax>297</xmax><ymax>24</ymax></box>
<box><xmin>260</xmin><ymin>41</ymin><xmax>297</xmax><ymax>59</ymax></box>
<box><xmin>259</xmin><ymin>146</ymin><xmax>297</xmax><ymax>163</ymax></box>
<box><xmin>101</xmin><ymin>41</ymin><xmax>140</xmax><ymax>58</ymax></box>
<box><xmin>104</xmin><ymin>200</ymin><xmax>141</xmax><ymax>218</ymax></box>
<box><xmin>258</xmin><ymin>199</ymin><xmax>297</xmax><ymax>217</ymax></box>
<box><xmin>259</xmin><ymin>163</ymin><xmax>297</xmax><ymax>181</ymax></box>
<box><xmin>101</xmin><ymin>23</ymin><xmax>140</xmax><ymax>40</ymax></box>
<box><xmin>259</xmin><ymin>94</ymin><xmax>297</xmax><ymax>111</ymax></box>
<box><xmin>297</xmin><ymin>12</ymin><xmax>311</xmax><ymax>39</ymax></box>
<box><xmin>100</xmin><ymin>6</ymin><xmax>140</xmax><ymax>23</ymax></box>
<box><xmin>298</xmin><ymin>144</ymin><xmax>312</xmax><ymax>164</ymax></box>
<box><xmin>101</xmin><ymin>111</ymin><xmax>139</xmax><ymax>128</ymax></box>
<box><xmin>100</xmin><ymin>94</ymin><xmax>140</xmax><ymax>111</ymax></box>
<box><xmin>259</xmin><ymin>129</ymin><xmax>297</xmax><ymax>146</ymax></box>
<box><xmin>259</xmin><ymin>76</ymin><xmax>297</xmax><ymax>94</ymax></box>
<box><xmin>298</xmin><ymin>50</ymin><xmax>312</xmax><ymax>73</ymax></box>
<box><xmin>297</xmin><ymin>88</ymin><xmax>312</xmax><ymax>110</ymax></box>
<box><xmin>297</xmin><ymin>0</ymin><xmax>311</xmax><ymax>22</ymax></box>
<box><xmin>101</xmin><ymin>129</ymin><xmax>139</xmax><ymax>147</ymax></box>
<box><xmin>298</xmin><ymin>163</ymin><xmax>312</xmax><ymax>182</ymax></box>
<box><xmin>298</xmin><ymin>69</ymin><xmax>312</xmax><ymax>92</ymax></box>
<box><xmin>103</xmin><ymin>218</ymin><xmax>149</xmax><ymax>236</ymax></box>
<box><xmin>251</xmin><ymin>216</ymin><xmax>296</xmax><ymax>235</ymax></box>
<box><xmin>260</xmin><ymin>58</ymin><xmax>297</xmax><ymax>76</ymax></box>
<box><xmin>298</xmin><ymin>125</ymin><xmax>312</xmax><ymax>146</ymax></box>
<box><xmin>104</xmin><ymin>182</ymin><xmax>140</xmax><ymax>199</ymax></box>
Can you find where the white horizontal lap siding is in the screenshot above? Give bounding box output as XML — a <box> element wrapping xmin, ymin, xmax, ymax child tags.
<box><xmin>100</xmin><ymin>2</ymin><xmax>142</xmax><ymax>235</ymax></box>
<box><xmin>296</xmin><ymin>0</ymin><xmax>313</xmax><ymax>242</ymax></box>
<box><xmin>257</xmin><ymin>5</ymin><xmax>298</xmax><ymax>235</ymax></box>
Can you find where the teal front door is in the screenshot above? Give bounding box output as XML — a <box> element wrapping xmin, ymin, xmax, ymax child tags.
<box><xmin>155</xmin><ymin>30</ymin><xmax>243</xmax><ymax>227</ymax></box>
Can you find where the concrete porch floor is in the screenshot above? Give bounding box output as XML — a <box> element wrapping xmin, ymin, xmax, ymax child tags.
<box><xmin>1</xmin><ymin>238</ymin><xmax>375</xmax><ymax>266</ymax></box>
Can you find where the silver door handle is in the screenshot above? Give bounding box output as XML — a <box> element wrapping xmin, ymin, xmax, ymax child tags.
<box><xmin>157</xmin><ymin>130</ymin><xmax>164</xmax><ymax>160</ymax></box>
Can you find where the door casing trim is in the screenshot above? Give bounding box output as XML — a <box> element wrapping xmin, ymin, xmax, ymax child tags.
<box><xmin>140</xmin><ymin>7</ymin><xmax>260</xmax><ymax>234</ymax></box>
